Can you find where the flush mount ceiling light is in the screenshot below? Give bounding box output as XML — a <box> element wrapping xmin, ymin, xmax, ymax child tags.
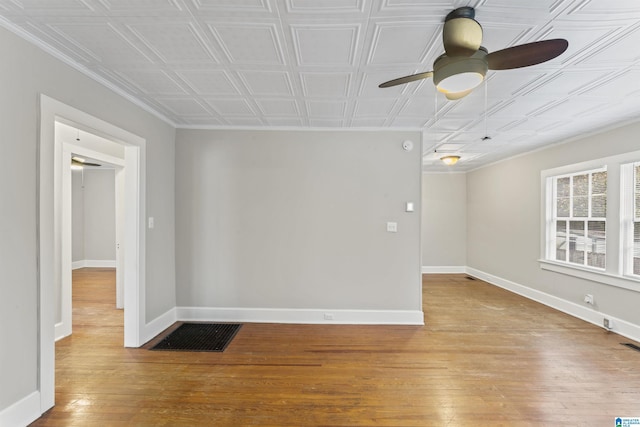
<box><xmin>71</xmin><ymin>156</ymin><xmax>101</xmax><ymax>169</ymax></box>
<box><xmin>440</xmin><ymin>155</ymin><xmax>461</xmax><ymax>166</ymax></box>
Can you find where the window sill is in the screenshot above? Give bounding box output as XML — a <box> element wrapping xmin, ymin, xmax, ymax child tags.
<box><xmin>539</xmin><ymin>260</ymin><xmax>640</xmax><ymax>292</ymax></box>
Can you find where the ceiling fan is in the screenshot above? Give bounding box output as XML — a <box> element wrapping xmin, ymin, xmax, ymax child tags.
<box><xmin>379</xmin><ymin>6</ymin><xmax>568</xmax><ymax>100</ymax></box>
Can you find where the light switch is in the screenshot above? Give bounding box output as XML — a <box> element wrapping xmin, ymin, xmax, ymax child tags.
<box><xmin>148</xmin><ymin>217</ymin><xmax>154</xmax><ymax>229</ymax></box>
<box><xmin>406</xmin><ymin>202</ymin><xmax>414</xmax><ymax>212</ymax></box>
<box><xmin>387</xmin><ymin>222</ymin><xmax>398</xmax><ymax>232</ymax></box>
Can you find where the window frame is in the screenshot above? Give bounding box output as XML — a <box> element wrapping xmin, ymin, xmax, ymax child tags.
<box><xmin>540</xmin><ymin>151</ymin><xmax>640</xmax><ymax>291</ymax></box>
<box><xmin>621</xmin><ymin>161</ymin><xmax>640</xmax><ymax>278</ymax></box>
<box><xmin>549</xmin><ymin>167</ymin><xmax>607</xmax><ymax>270</ymax></box>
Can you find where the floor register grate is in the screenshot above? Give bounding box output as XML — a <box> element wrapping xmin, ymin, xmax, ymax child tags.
<box><xmin>150</xmin><ymin>323</ymin><xmax>242</xmax><ymax>352</ymax></box>
<box><xmin>621</xmin><ymin>343</ymin><xmax>640</xmax><ymax>353</ymax></box>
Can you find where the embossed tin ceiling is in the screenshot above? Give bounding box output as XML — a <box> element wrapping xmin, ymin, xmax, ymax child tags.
<box><xmin>1</xmin><ymin>0</ymin><xmax>639</xmax><ymax>171</ymax></box>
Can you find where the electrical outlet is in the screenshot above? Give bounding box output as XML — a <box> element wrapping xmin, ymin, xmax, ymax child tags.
<box><xmin>603</xmin><ymin>318</ymin><xmax>612</xmax><ymax>330</ymax></box>
<box><xmin>584</xmin><ymin>294</ymin><xmax>594</xmax><ymax>305</ymax></box>
<box><xmin>324</xmin><ymin>313</ymin><xmax>334</xmax><ymax>321</ymax></box>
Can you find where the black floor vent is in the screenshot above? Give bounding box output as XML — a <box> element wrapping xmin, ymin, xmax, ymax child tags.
<box><xmin>150</xmin><ymin>323</ymin><xmax>242</xmax><ymax>352</ymax></box>
<box><xmin>621</xmin><ymin>343</ymin><xmax>640</xmax><ymax>352</ymax></box>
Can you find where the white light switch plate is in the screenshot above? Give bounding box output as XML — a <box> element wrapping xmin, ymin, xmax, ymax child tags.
<box><xmin>387</xmin><ymin>222</ymin><xmax>398</xmax><ymax>232</ymax></box>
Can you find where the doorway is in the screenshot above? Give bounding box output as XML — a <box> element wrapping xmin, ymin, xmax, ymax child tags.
<box><xmin>38</xmin><ymin>95</ymin><xmax>146</xmax><ymax>413</ymax></box>
<box><xmin>56</xmin><ymin>123</ymin><xmax>125</xmax><ymax>341</ymax></box>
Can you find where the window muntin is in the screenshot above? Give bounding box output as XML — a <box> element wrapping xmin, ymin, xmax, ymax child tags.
<box><xmin>551</xmin><ymin>168</ymin><xmax>606</xmax><ymax>270</ymax></box>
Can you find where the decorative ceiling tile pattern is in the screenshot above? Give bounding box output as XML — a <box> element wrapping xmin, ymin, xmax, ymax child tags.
<box><xmin>1</xmin><ymin>0</ymin><xmax>640</xmax><ymax>171</ymax></box>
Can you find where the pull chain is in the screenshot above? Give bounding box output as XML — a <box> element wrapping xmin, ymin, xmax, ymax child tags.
<box><xmin>482</xmin><ymin>77</ymin><xmax>491</xmax><ymax>141</ymax></box>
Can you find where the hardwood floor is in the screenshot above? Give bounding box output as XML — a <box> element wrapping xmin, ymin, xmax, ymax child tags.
<box><xmin>31</xmin><ymin>269</ymin><xmax>640</xmax><ymax>426</ymax></box>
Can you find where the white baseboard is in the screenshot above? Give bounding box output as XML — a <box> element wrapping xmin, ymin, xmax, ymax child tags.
<box><xmin>466</xmin><ymin>267</ymin><xmax>640</xmax><ymax>343</ymax></box>
<box><xmin>176</xmin><ymin>307</ymin><xmax>424</xmax><ymax>326</ymax></box>
<box><xmin>142</xmin><ymin>307</ymin><xmax>177</xmax><ymax>345</ymax></box>
<box><xmin>72</xmin><ymin>259</ymin><xmax>116</xmax><ymax>269</ymax></box>
<box><xmin>0</xmin><ymin>391</ymin><xmax>41</xmax><ymax>427</ymax></box>
<box><xmin>54</xmin><ymin>321</ymin><xmax>71</xmax><ymax>342</ymax></box>
<box><xmin>422</xmin><ymin>266</ymin><xmax>466</xmax><ymax>274</ymax></box>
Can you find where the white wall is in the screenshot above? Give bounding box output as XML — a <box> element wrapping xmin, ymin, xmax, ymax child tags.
<box><xmin>421</xmin><ymin>173</ymin><xmax>467</xmax><ymax>271</ymax></box>
<box><xmin>72</xmin><ymin>169</ymin><xmax>116</xmax><ymax>264</ymax></box>
<box><xmin>175</xmin><ymin>129</ymin><xmax>423</xmax><ymax>321</ymax></box>
<box><xmin>0</xmin><ymin>25</ymin><xmax>175</xmax><ymax>422</ymax></box>
<box><xmin>466</xmin><ymin>120</ymin><xmax>640</xmax><ymax>330</ymax></box>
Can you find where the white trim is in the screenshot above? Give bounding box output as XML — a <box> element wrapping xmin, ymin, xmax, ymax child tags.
<box><xmin>64</xmin><ymin>142</ymin><xmax>126</xmax><ymax>168</ymax></box>
<box><xmin>38</xmin><ymin>95</ymin><xmax>146</xmax><ymax>416</ymax></box>
<box><xmin>142</xmin><ymin>308</ymin><xmax>177</xmax><ymax>345</ymax></box>
<box><xmin>122</xmin><ymin>144</ymin><xmax>144</xmax><ymax>347</ymax></box>
<box><xmin>468</xmin><ymin>118</ymin><xmax>640</xmax><ymax>174</ymax></box>
<box><xmin>176</xmin><ymin>307</ymin><xmax>425</xmax><ymax>326</ymax></box>
<box><xmin>540</xmin><ymin>150</ymin><xmax>640</xmax><ymax>283</ymax></box>
<box><xmin>0</xmin><ymin>391</ymin><xmax>41</xmax><ymax>427</ymax></box>
<box><xmin>60</xmin><ymin>146</ymin><xmax>73</xmax><ymax>346</ymax></box>
<box><xmin>539</xmin><ymin>260</ymin><xmax>640</xmax><ymax>292</ymax></box>
<box><xmin>466</xmin><ymin>267</ymin><xmax>640</xmax><ymax>343</ymax></box>
<box><xmin>422</xmin><ymin>266</ymin><xmax>466</xmax><ymax>274</ymax></box>
<box><xmin>176</xmin><ymin>124</ymin><xmax>422</xmax><ymax>132</ymax></box>
<box><xmin>71</xmin><ymin>260</ymin><xmax>117</xmax><ymax>269</ymax></box>
<box><xmin>0</xmin><ymin>17</ymin><xmax>175</xmax><ymax>128</ymax></box>
<box><xmin>54</xmin><ymin>321</ymin><xmax>67</xmax><ymax>342</ymax></box>
<box><xmin>61</xmin><ymin>141</ymin><xmax>124</xmax><ymax>340</ymax></box>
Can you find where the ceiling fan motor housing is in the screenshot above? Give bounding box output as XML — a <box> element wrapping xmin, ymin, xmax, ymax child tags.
<box><xmin>443</xmin><ymin>7</ymin><xmax>482</xmax><ymax>56</ymax></box>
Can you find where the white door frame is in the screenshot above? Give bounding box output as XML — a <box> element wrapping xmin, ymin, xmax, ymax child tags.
<box><xmin>56</xmin><ymin>142</ymin><xmax>125</xmax><ymax>341</ymax></box>
<box><xmin>38</xmin><ymin>95</ymin><xmax>146</xmax><ymax>413</ymax></box>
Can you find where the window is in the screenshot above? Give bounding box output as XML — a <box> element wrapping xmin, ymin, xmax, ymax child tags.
<box><xmin>551</xmin><ymin>168</ymin><xmax>606</xmax><ymax>269</ymax></box>
<box><xmin>541</xmin><ymin>150</ymin><xmax>640</xmax><ymax>291</ymax></box>
<box><xmin>633</xmin><ymin>163</ymin><xmax>640</xmax><ymax>275</ymax></box>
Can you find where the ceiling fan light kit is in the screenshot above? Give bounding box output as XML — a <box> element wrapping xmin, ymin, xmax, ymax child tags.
<box><xmin>433</xmin><ymin>47</ymin><xmax>488</xmax><ymax>95</ymax></box>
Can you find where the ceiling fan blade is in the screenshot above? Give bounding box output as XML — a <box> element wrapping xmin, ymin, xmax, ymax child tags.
<box><xmin>378</xmin><ymin>71</ymin><xmax>433</xmax><ymax>88</ymax></box>
<box><xmin>445</xmin><ymin>89</ymin><xmax>473</xmax><ymax>100</ymax></box>
<box><xmin>487</xmin><ymin>39</ymin><xmax>568</xmax><ymax>70</ymax></box>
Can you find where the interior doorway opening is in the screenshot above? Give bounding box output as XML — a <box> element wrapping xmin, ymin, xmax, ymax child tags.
<box><xmin>38</xmin><ymin>95</ymin><xmax>146</xmax><ymax>413</ymax></box>
<box><xmin>55</xmin><ymin>121</ymin><xmax>126</xmax><ymax>341</ymax></box>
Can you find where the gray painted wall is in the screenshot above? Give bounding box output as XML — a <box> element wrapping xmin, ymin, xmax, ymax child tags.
<box><xmin>422</xmin><ymin>173</ymin><xmax>467</xmax><ymax>268</ymax></box>
<box><xmin>175</xmin><ymin>129</ymin><xmax>422</xmax><ymax>312</ymax></box>
<box><xmin>72</xmin><ymin>169</ymin><xmax>116</xmax><ymax>262</ymax></box>
<box><xmin>71</xmin><ymin>170</ymin><xmax>84</xmax><ymax>262</ymax></box>
<box><xmin>83</xmin><ymin>169</ymin><xmax>116</xmax><ymax>261</ymax></box>
<box><xmin>467</xmin><ymin>121</ymin><xmax>640</xmax><ymax>328</ymax></box>
<box><xmin>0</xmin><ymin>26</ymin><xmax>175</xmax><ymax>413</ymax></box>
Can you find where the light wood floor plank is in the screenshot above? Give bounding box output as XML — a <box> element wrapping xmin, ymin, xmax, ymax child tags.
<box><xmin>30</xmin><ymin>269</ymin><xmax>640</xmax><ymax>426</ymax></box>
